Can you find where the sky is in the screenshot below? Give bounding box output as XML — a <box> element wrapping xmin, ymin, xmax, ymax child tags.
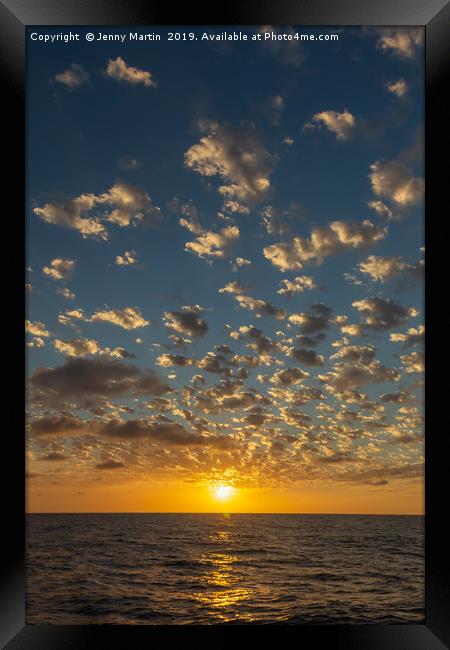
<box><xmin>26</xmin><ymin>26</ymin><xmax>425</xmax><ymax>514</ymax></box>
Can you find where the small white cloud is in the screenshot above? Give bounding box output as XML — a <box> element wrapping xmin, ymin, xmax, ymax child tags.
<box><xmin>54</xmin><ymin>64</ymin><xmax>89</xmax><ymax>88</ymax></box>
<box><xmin>376</xmin><ymin>28</ymin><xmax>423</xmax><ymax>59</ymax></box>
<box><xmin>115</xmin><ymin>250</ymin><xmax>138</xmax><ymax>266</ymax></box>
<box><xmin>106</xmin><ymin>57</ymin><xmax>156</xmax><ymax>87</ymax></box>
<box><xmin>386</xmin><ymin>79</ymin><xmax>408</xmax><ymax>97</ymax></box>
<box><xmin>42</xmin><ymin>258</ymin><xmax>76</xmax><ymax>281</ymax></box>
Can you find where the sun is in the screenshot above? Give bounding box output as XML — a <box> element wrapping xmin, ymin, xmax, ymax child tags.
<box><xmin>214</xmin><ymin>485</ymin><xmax>235</xmax><ymax>501</ymax></box>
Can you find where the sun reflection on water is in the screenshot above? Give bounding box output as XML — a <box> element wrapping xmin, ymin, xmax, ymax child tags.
<box><xmin>192</xmin><ymin>527</ymin><xmax>251</xmax><ymax>620</ymax></box>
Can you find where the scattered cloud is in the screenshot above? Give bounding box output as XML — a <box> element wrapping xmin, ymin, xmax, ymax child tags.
<box><xmin>30</xmin><ymin>357</ymin><xmax>171</xmax><ymax>406</ymax></box>
<box><xmin>26</xmin><ymin>320</ymin><xmax>51</xmax><ymax>338</ymax></box>
<box><xmin>369</xmin><ymin>160</ymin><xmax>424</xmax><ymax>207</ymax></box>
<box><xmin>163</xmin><ymin>306</ymin><xmax>208</xmax><ymax>340</ymax></box>
<box><xmin>231</xmin><ymin>257</ymin><xmax>251</xmax><ymax>272</ymax></box>
<box><xmin>57</xmin><ymin>287</ymin><xmax>76</xmax><ymax>300</ymax></box>
<box><xmin>386</xmin><ymin>79</ymin><xmax>408</xmax><ymax>97</ymax></box>
<box><xmin>352</xmin><ymin>297</ymin><xmax>418</xmax><ymax>332</ymax></box>
<box><xmin>357</xmin><ymin>254</ymin><xmax>423</xmax><ymax>283</ymax></box>
<box><xmin>106</xmin><ymin>57</ymin><xmax>156</xmax><ymax>87</ymax></box>
<box><xmin>400</xmin><ymin>351</ymin><xmax>424</xmax><ymax>374</ymax></box>
<box><xmin>185</xmin><ymin>119</ymin><xmax>276</xmax><ymax>206</ymax></box>
<box><xmin>115</xmin><ymin>250</ymin><xmax>138</xmax><ymax>266</ymax></box>
<box><xmin>54</xmin><ymin>64</ymin><xmax>89</xmax><ymax>88</ymax></box>
<box><xmin>264</xmin><ymin>220</ymin><xmax>386</xmax><ymax>271</ymax></box>
<box><xmin>376</xmin><ymin>28</ymin><xmax>423</xmax><ymax>59</ymax></box>
<box><xmin>390</xmin><ymin>325</ymin><xmax>424</xmax><ymax>347</ymax></box>
<box><xmin>277</xmin><ymin>275</ymin><xmax>316</xmax><ymax>296</ymax></box>
<box><xmin>53</xmin><ymin>337</ymin><xmax>136</xmax><ymax>359</ymax></box>
<box><xmin>42</xmin><ymin>258</ymin><xmax>76</xmax><ymax>281</ymax></box>
<box><xmin>34</xmin><ymin>181</ymin><xmax>161</xmax><ymax>240</ymax></box>
<box><xmin>288</xmin><ymin>303</ymin><xmax>333</xmax><ymax>335</ymax></box>
<box><xmin>91</xmin><ymin>307</ymin><xmax>150</xmax><ymax>330</ymax></box>
<box><xmin>309</xmin><ymin>109</ymin><xmax>357</xmax><ymax>140</ymax></box>
<box><xmin>235</xmin><ymin>294</ymin><xmax>286</xmax><ymax>320</ymax></box>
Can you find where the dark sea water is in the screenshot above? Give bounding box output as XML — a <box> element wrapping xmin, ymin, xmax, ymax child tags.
<box><xmin>26</xmin><ymin>513</ymin><xmax>424</xmax><ymax>625</ymax></box>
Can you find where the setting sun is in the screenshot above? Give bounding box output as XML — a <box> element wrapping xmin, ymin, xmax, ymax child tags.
<box><xmin>214</xmin><ymin>485</ymin><xmax>235</xmax><ymax>501</ymax></box>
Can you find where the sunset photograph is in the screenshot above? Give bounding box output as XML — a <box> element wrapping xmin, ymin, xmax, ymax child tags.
<box><xmin>26</xmin><ymin>25</ymin><xmax>425</xmax><ymax>625</ymax></box>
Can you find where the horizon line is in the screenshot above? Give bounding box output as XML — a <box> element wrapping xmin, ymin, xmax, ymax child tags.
<box><xmin>27</xmin><ymin>511</ymin><xmax>424</xmax><ymax>516</ymax></box>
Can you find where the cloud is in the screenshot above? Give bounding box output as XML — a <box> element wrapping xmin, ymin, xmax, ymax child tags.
<box><xmin>30</xmin><ymin>412</ymin><xmax>227</xmax><ymax>449</ymax></box>
<box><xmin>386</xmin><ymin>79</ymin><xmax>408</xmax><ymax>97</ymax></box>
<box><xmin>231</xmin><ymin>257</ymin><xmax>251</xmax><ymax>272</ymax></box>
<box><xmin>41</xmin><ymin>452</ymin><xmax>67</xmax><ymax>462</ymax></box>
<box><xmin>330</xmin><ymin>345</ymin><xmax>377</xmax><ymax>365</ymax></box>
<box><xmin>270</xmin><ymin>368</ymin><xmax>309</xmax><ymax>386</ymax></box>
<box><xmin>234</xmin><ymin>294</ymin><xmax>286</xmax><ymax>320</ymax></box>
<box><xmin>376</xmin><ymin>28</ymin><xmax>423</xmax><ymax>58</ymax></box>
<box><xmin>222</xmin><ymin>200</ymin><xmax>250</xmax><ymax>215</ymax></box>
<box><xmin>319</xmin><ymin>347</ymin><xmax>400</xmax><ymax>398</ymax></box>
<box><xmin>97</xmin><ymin>182</ymin><xmax>161</xmax><ymax>228</ymax></box>
<box><xmin>33</xmin><ymin>181</ymin><xmax>161</xmax><ymax>240</ymax></box>
<box><xmin>163</xmin><ymin>306</ymin><xmax>208</xmax><ymax>340</ymax></box>
<box><xmin>91</xmin><ymin>307</ymin><xmax>150</xmax><ymax>330</ymax></box>
<box><xmin>357</xmin><ymin>255</ymin><xmax>421</xmax><ymax>283</ymax></box>
<box><xmin>400</xmin><ymin>351</ymin><xmax>424</xmax><ymax>374</ymax></box>
<box><xmin>57</xmin><ymin>308</ymin><xmax>87</xmax><ymax>328</ymax></box>
<box><xmin>229</xmin><ymin>325</ymin><xmax>279</xmax><ymax>356</ymax></box>
<box><xmin>184</xmin><ymin>223</ymin><xmax>239</xmax><ymax>260</ymax></box>
<box><xmin>369</xmin><ymin>160</ymin><xmax>424</xmax><ymax>207</ymax></box>
<box><xmin>306</xmin><ymin>109</ymin><xmax>383</xmax><ymax>141</ymax></box>
<box><xmin>260</xmin><ymin>203</ymin><xmax>304</xmax><ymax>238</ymax></box>
<box><xmin>54</xmin><ymin>64</ymin><xmax>89</xmax><ymax>88</ymax></box>
<box><xmin>99</xmin><ymin>417</ymin><xmax>232</xmax><ymax>448</ymax></box>
<box><xmin>368</xmin><ymin>200</ymin><xmax>398</xmax><ymax>222</ymax></box>
<box><xmin>264</xmin><ymin>220</ymin><xmax>386</xmax><ymax>271</ymax></box>
<box><xmin>42</xmin><ymin>258</ymin><xmax>76</xmax><ymax>281</ymax></box>
<box><xmin>288</xmin><ymin>303</ymin><xmax>333</xmax><ymax>335</ymax></box>
<box><xmin>277</xmin><ymin>275</ymin><xmax>316</xmax><ymax>296</ymax></box>
<box><xmin>178</xmin><ymin>204</ymin><xmax>239</xmax><ymax>261</ymax></box>
<box><xmin>309</xmin><ymin>109</ymin><xmax>356</xmax><ymax>140</ymax></box>
<box><xmin>30</xmin><ymin>357</ymin><xmax>171</xmax><ymax>405</ymax></box>
<box><xmin>219</xmin><ymin>281</ymin><xmax>248</xmax><ymax>295</ymax></box>
<box><xmin>379</xmin><ymin>391</ymin><xmax>412</xmax><ymax>403</ymax></box>
<box><xmin>96</xmin><ymin>460</ymin><xmax>126</xmax><ymax>470</ymax></box>
<box><xmin>29</xmin><ymin>414</ymin><xmax>89</xmax><ymax>437</ymax></box>
<box><xmin>289</xmin><ymin>348</ymin><xmax>324</xmax><ymax>366</ymax></box>
<box><xmin>57</xmin><ymin>287</ymin><xmax>76</xmax><ymax>300</ymax></box>
<box><xmin>53</xmin><ymin>338</ymin><xmax>136</xmax><ymax>359</ymax></box>
<box><xmin>185</xmin><ymin>120</ymin><xmax>276</xmax><ymax>205</ymax></box>
<box><xmin>352</xmin><ymin>297</ymin><xmax>418</xmax><ymax>332</ymax></box>
<box><xmin>26</xmin><ymin>320</ymin><xmax>51</xmax><ymax>338</ymax></box>
<box><xmin>390</xmin><ymin>325</ymin><xmax>424</xmax><ymax>347</ymax></box>
<box><xmin>156</xmin><ymin>353</ymin><xmax>195</xmax><ymax>368</ymax></box>
<box><xmin>106</xmin><ymin>57</ymin><xmax>156</xmax><ymax>87</ymax></box>
<box><xmin>268</xmin><ymin>385</ymin><xmax>324</xmax><ymax>406</ymax></box>
<box><xmin>115</xmin><ymin>250</ymin><xmax>138</xmax><ymax>266</ymax></box>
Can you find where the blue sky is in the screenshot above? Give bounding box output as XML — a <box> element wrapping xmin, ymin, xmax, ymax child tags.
<box><xmin>26</xmin><ymin>26</ymin><xmax>425</xmax><ymax>513</ymax></box>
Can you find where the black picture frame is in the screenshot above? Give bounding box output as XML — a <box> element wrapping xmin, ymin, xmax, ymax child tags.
<box><xmin>2</xmin><ymin>0</ymin><xmax>448</xmax><ymax>647</ymax></box>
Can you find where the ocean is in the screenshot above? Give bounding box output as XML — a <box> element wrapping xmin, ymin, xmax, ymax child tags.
<box><xmin>26</xmin><ymin>513</ymin><xmax>424</xmax><ymax>625</ymax></box>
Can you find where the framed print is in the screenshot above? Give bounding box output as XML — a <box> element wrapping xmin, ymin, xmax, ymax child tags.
<box><xmin>1</xmin><ymin>0</ymin><xmax>449</xmax><ymax>648</ymax></box>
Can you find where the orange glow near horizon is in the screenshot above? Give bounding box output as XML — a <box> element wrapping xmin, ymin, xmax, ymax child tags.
<box><xmin>26</xmin><ymin>476</ymin><xmax>424</xmax><ymax>515</ymax></box>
